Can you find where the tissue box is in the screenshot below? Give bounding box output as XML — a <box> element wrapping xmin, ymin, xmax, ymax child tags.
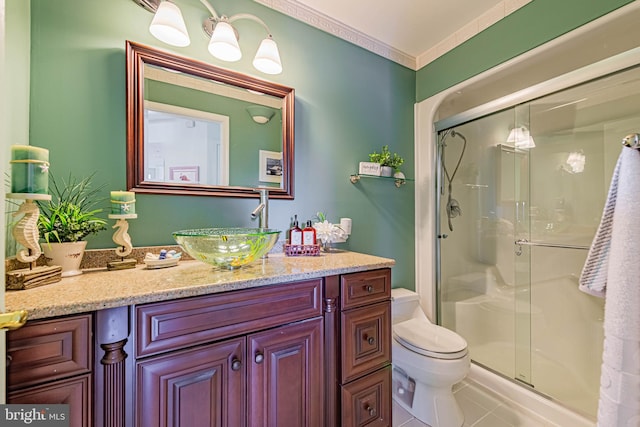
<box><xmin>359</xmin><ymin>162</ymin><xmax>381</xmax><ymax>176</ymax></box>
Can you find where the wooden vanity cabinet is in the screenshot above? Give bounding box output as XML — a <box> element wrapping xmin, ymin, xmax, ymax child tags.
<box><xmin>6</xmin><ymin>314</ymin><xmax>93</xmax><ymax>427</ymax></box>
<box><xmin>326</xmin><ymin>268</ymin><xmax>392</xmax><ymax>427</ymax></box>
<box><xmin>134</xmin><ymin>279</ymin><xmax>324</xmax><ymax>427</ymax></box>
<box><xmin>4</xmin><ymin>264</ymin><xmax>393</xmax><ymax>427</ymax></box>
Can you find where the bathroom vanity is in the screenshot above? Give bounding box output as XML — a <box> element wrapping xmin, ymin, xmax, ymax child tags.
<box><xmin>5</xmin><ymin>251</ymin><xmax>394</xmax><ymax>427</ymax></box>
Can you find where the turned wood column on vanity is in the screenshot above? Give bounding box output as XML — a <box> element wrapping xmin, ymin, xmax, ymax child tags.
<box><xmin>94</xmin><ymin>306</ymin><xmax>134</xmax><ymax>427</ymax></box>
<box><xmin>324</xmin><ymin>275</ymin><xmax>341</xmax><ymax>427</ymax></box>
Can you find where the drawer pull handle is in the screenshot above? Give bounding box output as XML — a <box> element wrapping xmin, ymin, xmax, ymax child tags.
<box><xmin>366</xmin><ymin>285</ymin><xmax>374</xmax><ymax>293</ymax></box>
<box><xmin>255</xmin><ymin>352</ymin><xmax>264</xmax><ymax>364</ymax></box>
<box><xmin>231</xmin><ymin>358</ymin><xmax>242</xmax><ymax>371</ymax></box>
<box><xmin>367</xmin><ymin>336</ymin><xmax>375</xmax><ymax>345</ymax></box>
<box><xmin>364</xmin><ymin>404</ymin><xmax>376</xmax><ymax>417</ymax></box>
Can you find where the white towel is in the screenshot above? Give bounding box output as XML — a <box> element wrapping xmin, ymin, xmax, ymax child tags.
<box><xmin>579</xmin><ymin>147</ymin><xmax>640</xmax><ymax>426</ymax></box>
<box><xmin>579</xmin><ymin>152</ymin><xmax>621</xmax><ymax>297</ymax></box>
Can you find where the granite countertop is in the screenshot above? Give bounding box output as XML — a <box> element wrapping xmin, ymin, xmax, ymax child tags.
<box><xmin>6</xmin><ymin>251</ymin><xmax>395</xmax><ymax>320</ymax></box>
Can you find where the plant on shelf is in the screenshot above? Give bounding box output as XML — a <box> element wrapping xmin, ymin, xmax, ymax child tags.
<box><xmin>37</xmin><ymin>172</ymin><xmax>107</xmax><ymax>243</ymax></box>
<box><xmin>368</xmin><ymin>145</ymin><xmax>404</xmax><ymax>175</ymax></box>
<box><xmin>36</xmin><ymin>172</ymin><xmax>108</xmax><ymax>277</ymax></box>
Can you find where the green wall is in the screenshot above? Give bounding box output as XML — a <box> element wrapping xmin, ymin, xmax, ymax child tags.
<box><xmin>416</xmin><ymin>0</ymin><xmax>635</xmax><ymax>102</ymax></box>
<box><xmin>21</xmin><ymin>0</ymin><xmax>416</xmax><ymax>287</ymax></box>
<box><xmin>14</xmin><ymin>0</ymin><xmax>633</xmax><ymax>289</ymax></box>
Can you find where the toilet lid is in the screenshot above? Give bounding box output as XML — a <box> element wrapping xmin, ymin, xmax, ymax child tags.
<box><xmin>393</xmin><ymin>318</ymin><xmax>468</xmax><ymax>359</ymax></box>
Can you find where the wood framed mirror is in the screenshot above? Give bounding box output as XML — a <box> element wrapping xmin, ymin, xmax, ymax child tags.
<box><xmin>126</xmin><ymin>41</ymin><xmax>294</xmax><ymax>199</ymax></box>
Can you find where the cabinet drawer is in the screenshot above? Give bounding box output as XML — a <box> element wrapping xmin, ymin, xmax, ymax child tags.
<box><xmin>136</xmin><ymin>279</ymin><xmax>322</xmax><ymax>357</ymax></box>
<box><xmin>341</xmin><ymin>269</ymin><xmax>390</xmax><ymax>310</ymax></box>
<box><xmin>341</xmin><ymin>302</ymin><xmax>391</xmax><ymax>383</ymax></box>
<box><xmin>7</xmin><ymin>314</ymin><xmax>92</xmax><ymax>390</ymax></box>
<box><xmin>8</xmin><ymin>374</ymin><xmax>92</xmax><ymax>427</ymax></box>
<box><xmin>341</xmin><ymin>366</ymin><xmax>391</xmax><ymax>427</ymax></box>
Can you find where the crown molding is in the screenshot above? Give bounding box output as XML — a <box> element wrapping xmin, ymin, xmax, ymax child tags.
<box><xmin>253</xmin><ymin>0</ymin><xmax>417</xmax><ymax>70</ymax></box>
<box><xmin>254</xmin><ymin>0</ymin><xmax>533</xmax><ymax>71</ymax></box>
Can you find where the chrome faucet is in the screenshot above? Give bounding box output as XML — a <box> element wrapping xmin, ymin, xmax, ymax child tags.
<box><xmin>250</xmin><ymin>188</ymin><xmax>269</xmax><ymax>229</ymax></box>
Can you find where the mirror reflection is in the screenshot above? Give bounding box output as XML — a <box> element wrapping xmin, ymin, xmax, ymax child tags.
<box><xmin>126</xmin><ymin>41</ymin><xmax>295</xmax><ymax>198</ymax></box>
<box><xmin>145</xmin><ymin>101</ymin><xmax>230</xmax><ymax>186</ymax></box>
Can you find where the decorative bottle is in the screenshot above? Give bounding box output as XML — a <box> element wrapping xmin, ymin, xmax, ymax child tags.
<box><xmin>302</xmin><ymin>220</ymin><xmax>317</xmax><ymax>245</ymax></box>
<box><xmin>289</xmin><ymin>215</ymin><xmax>303</xmax><ymax>245</ymax></box>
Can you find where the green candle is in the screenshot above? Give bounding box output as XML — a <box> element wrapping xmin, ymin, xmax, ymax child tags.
<box><xmin>10</xmin><ymin>145</ymin><xmax>50</xmax><ymax>194</ymax></box>
<box><xmin>111</xmin><ymin>191</ymin><xmax>136</xmax><ymax>215</ymax></box>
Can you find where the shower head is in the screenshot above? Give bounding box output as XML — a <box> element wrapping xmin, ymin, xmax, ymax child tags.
<box><xmin>440</xmin><ymin>128</ymin><xmax>468</xmax><ymax>232</ymax></box>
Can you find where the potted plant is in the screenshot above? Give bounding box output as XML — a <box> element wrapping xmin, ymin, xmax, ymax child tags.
<box><xmin>369</xmin><ymin>145</ymin><xmax>404</xmax><ymax>176</ymax></box>
<box><xmin>37</xmin><ymin>172</ymin><xmax>107</xmax><ymax>276</ymax></box>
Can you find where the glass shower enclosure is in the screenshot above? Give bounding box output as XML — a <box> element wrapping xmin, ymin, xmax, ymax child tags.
<box><xmin>436</xmin><ymin>64</ymin><xmax>640</xmax><ymax>419</ymax></box>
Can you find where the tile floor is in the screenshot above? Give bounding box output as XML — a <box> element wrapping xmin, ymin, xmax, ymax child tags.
<box><xmin>393</xmin><ymin>379</ymin><xmax>561</xmax><ymax>427</ymax></box>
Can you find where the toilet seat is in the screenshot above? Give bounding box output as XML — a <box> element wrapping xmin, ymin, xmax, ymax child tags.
<box><xmin>393</xmin><ymin>318</ymin><xmax>468</xmax><ymax>360</ymax></box>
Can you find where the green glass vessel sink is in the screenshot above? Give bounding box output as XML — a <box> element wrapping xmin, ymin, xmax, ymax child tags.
<box><xmin>173</xmin><ymin>228</ymin><xmax>281</xmax><ymax>269</ymax></box>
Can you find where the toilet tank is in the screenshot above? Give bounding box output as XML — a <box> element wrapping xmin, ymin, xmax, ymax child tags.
<box><xmin>391</xmin><ymin>288</ymin><xmax>422</xmax><ymax>323</ymax></box>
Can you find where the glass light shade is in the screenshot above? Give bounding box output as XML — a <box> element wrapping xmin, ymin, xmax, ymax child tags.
<box><xmin>246</xmin><ymin>106</ymin><xmax>275</xmax><ymax>124</ymax></box>
<box><xmin>253</xmin><ymin>37</ymin><xmax>283</xmax><ymax>75</ymax></box>
<box><xmin>149</xmin><ymin>1</ymin><xmax>190</xmax><ymax>47</ymax></box>
<box><xmin>507</xmin><ymin>126</ymin><xmax>536</xmax><ymax>149</ymax></box>
<box><xmin>208</xmin><ymin>21</ymin><xmax>242</xmax><ymax>62</ymax></box>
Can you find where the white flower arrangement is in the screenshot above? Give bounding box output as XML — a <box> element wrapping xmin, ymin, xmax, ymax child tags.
<box><xmin>313</xmin><ymin>212</ymin><xmax>348</xmax><ymax>244</ymax></box>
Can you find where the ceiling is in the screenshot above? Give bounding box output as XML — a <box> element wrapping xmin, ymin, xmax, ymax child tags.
<box><xmin>254</xmin><ymin>0</ymin><xmax>532</xmax><ymax>70</ymax></box>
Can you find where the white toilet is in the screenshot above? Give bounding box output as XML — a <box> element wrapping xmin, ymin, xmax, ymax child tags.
<box><xmin>391</xmin><ymin>287</ymin><xmax>470</xmax><ymax>427</ymax></box>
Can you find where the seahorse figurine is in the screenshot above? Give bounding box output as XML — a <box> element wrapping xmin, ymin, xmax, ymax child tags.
<box><xmin>12</xmin><ymin>200</ymin><xmax>42</xmax><ymax>263</ymax></box>
<box><xmin>112</xmin><ymin>218</ymin><xmax>133</xmax><ymax>258</ymax></box>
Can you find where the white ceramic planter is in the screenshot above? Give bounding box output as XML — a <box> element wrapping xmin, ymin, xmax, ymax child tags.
<box><xmin>381</xmin><ymin>166</ymin><xmax>394</xmax><ymax>177</ymax></box>
<box><xmin>42</xmin><ymin>241</ymin><xmax>87</xmax><ymax>277</ymax></box>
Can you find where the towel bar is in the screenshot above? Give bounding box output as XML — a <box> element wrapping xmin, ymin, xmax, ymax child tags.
<box><xmin>515</xmin><ymin>239</ymin><xmax>589</xmax><ymax>256</ymax></box>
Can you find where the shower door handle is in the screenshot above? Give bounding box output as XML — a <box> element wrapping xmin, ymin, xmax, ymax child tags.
<box><xmin>438</xmin><ymin>234</ymin><xmax>448</xmax><ymax>239</ymax></box>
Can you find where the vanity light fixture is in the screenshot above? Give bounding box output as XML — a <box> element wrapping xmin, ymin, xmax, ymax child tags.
<box><xmin>133</xmin><ymin>0</ymin><xmax>283</xmax><ymax>75</ymax></box>
<box><xmin>507</xmin><ymin>126</ymin><xmax>536</xmax><ymax>149</ymax></box>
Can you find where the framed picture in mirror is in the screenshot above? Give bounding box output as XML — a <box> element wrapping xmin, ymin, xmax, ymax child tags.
<box><xmin>259</xmin><ymin>150</ymin><xmax>283</xmax><ymax>184</ymax></box>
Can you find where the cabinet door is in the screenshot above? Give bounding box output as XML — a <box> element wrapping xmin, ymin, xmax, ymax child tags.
<box><xmin>341</xmin><ymin>302</ymin><xmax>391</xmax><ymax>383</ymax></box>
<box><xmin>248</xmin><ymin>318</ymin><xmax>324</xmax><ymax>427</ymax></box>
<box><xmin>341</xmin><ymin>366</ymin><xmax>391</xmax><ymax>427</ymax></box>
<box><xmin>136</xmin><ymin>338</ymin><xmax>245</xmax><ymax>427</ymax></box>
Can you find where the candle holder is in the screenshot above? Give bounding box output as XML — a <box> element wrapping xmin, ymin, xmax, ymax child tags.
<box><xmin>5</xmin><ymin>193</ymin><xmax>62</xmax><ymax>290</ymax></box>
<box><xmin>107</xmin><ymin>213</ymin><xmax>138</xmax><ymax>271</ymax></box>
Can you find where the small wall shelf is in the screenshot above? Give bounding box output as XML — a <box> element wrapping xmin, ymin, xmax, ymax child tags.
<box><xmin>349</xmin><ymin>174</ymin><xmax>413</xmax><ymax>188</ymax></box>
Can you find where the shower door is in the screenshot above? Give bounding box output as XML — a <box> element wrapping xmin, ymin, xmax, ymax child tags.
<box><xmin>437</xmin><ymin>64</ymin><xmax>640</xmax><ymax>420</ymax></box>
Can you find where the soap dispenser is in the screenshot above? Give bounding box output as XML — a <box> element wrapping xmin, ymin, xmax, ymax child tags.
<box><xmin>289</xmin><ymin>215</ymin><xmax>303</xmax><ymax>245</ymax></box>
<box><xmin>302</xmin><ymin>220</ymin><xmax>317</xmax><ymax>245</ymax></box>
